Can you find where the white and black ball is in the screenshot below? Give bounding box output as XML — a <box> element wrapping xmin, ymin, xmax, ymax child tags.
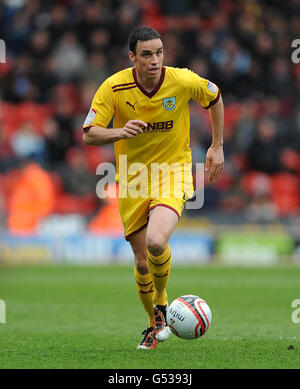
<box><xmin>166</xmin><ymin>295</ymin><xmax>212</xmax><ymax>340</ymax></box>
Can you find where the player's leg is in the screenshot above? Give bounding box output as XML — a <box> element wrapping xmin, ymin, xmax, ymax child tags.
<box><xmin>128</xmin><ymin>227</ymin><xmax>158</xmax><ymax>350</ymax></box>
<box><xmin>147</xmin><ymin>205</ymin><xmax>178</xmax><ymax>304</ymax></box>
<box><xmin>129</xmin><ymin>227</ymin><xmax>154</xmax><ymax>327</ymax></box>
<box><xmin>146</xmin><ymin>205</ymin><xmax>179</xmax><ymax>341</ymax></box>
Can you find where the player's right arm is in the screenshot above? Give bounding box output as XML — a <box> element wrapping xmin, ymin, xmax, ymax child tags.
<box><xmin>82</xmin><ymin>78</ymin><xmax>146</xmax><ymax>145</ymax></box>
<box><xmin>83</xmin><ymin>120</ymin><xmax>147</xmax><ymax>146</ymax></box>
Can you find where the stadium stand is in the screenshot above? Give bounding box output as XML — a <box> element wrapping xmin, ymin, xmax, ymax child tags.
<box><xmin>0</xmin><ymin>0</ymin><xmax>299</xmax><ymax>235</ymax></box>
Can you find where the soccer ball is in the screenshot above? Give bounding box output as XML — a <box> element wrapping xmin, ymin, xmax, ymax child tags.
<box><xmin>166</xmin><ymin>295</ymin><xmax>212</xmax><ymax>340</ymax></box>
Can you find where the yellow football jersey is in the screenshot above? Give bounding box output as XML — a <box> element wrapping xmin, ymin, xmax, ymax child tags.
<box><xmin>83</xmin><ymin>66</ymin><xmax>220</xmax><ymax>199</ymax></box>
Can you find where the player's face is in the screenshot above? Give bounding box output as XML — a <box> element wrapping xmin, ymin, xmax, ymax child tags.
<box><xmin>130</xmin><ymin>39</ymin><xmax>164</xmax><ymax>80</ymax></box>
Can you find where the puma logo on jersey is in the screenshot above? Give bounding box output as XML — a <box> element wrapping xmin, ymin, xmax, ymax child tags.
<box><xmin>126</xmin><ymin>101</ymin><xmax>137</xmax><ymax>111</ymax></box>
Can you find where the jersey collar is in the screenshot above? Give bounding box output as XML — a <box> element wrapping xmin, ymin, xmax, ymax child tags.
<box><xmin>132</xmin><ymin>66</ymin><xmax>166</xmax><ymax>98</ymax></box>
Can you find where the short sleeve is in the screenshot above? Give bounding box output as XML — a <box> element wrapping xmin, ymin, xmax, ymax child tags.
<box><xmin>82</xmin><ymin>79</ymin><xmax>115</xmax><ymax>132</ymax></box>
<box><xmin>185</xmin><ymin>69</ymin><xmax>220</xmax><ymax>109</ymax></box>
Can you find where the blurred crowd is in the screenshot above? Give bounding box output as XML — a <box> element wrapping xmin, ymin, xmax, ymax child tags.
<box><xmin>0</xmin><ymin>0</ymin><xmax>300</xmax><ymax>235</ymax></box>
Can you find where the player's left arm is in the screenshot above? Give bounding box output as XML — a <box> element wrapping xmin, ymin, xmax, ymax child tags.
<box><xmin>205</xmin><ymin>95</ymin><xmax>224</xmax><ymax>183</ymax></box>
<box><xmin>185</xmin><ymin>69</ymin><xmax>225</xmax><ymax>183</ymax></box>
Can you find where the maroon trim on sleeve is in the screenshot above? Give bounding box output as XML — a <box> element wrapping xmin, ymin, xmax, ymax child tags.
<box><xmin>83</xmin><ymin>126</ymin><xmax>92</xmax><ymax>133</ymax></box>
<box><xmin>112</xmin><ymin>82</ymin><xmax>136</xmax><ymax>89</ymax></box>
<box><xmin>132</xmin><ymin>66</ymin><xmax>166</xmax><ymax>98</ymax></box>
<box><xmin>204</xmin><ymin>89</ymin><xmax>221</xmax><ymax>109</ymax></box>
<box><xmin>112</xmin><ymin>85</ymin><xmax>137</xmax><ymax>93</ymax></box>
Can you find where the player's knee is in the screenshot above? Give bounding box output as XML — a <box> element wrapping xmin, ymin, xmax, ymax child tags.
<box><xmin>146</xmin><ymin>234</ymin><xmax>167</xmax><ymax>256</ymax></box>
<box><xmin>134</xmin><ymin>254</ymin><xmax>148</xmax><ymax>274</ymax></box>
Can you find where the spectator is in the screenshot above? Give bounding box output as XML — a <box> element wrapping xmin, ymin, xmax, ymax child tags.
<box><xmin>247</xmin><ymin>118</ymin><xmax>281</xmax><ymax>174</ymax></box>
<box><xmin>0</xmin><ymin>0</ymin><xmax>299</xmax><ymax>227</ymax></box>
<box><xmin>10</xmin><ymin>122</ymin><xmax>46</xmax><ymax>164</ymax></box>
<box><xmin>80</xmin><ymin>51</ymin><xmax>110</xmax><ymax>85</ymax></box>
<box><xmin>43</xmin><ymin>114</ymin><xmax>75</xmax><ymax>169</ymax></box>
<box><xmin>7</xmin><ymin>160</ymin><xmax>55</xmax><ymax>235</ymax></box>
<box><xmin>52</xmin><ymin>31</ymin><xmax>87</xmax><ymax>81</ymax></box>
<box><xmin>57</xmin><ymin>147</ymin><xmax>98</xmax><ymax>197</ymax></box>
<box><xmin>234</xmin><ymin>100</ymin><xmax>257</xmax><ymax>152</ymax></box>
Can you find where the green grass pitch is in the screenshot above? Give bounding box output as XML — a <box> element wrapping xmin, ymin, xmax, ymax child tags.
<box><xmin>0</xmin><ymin>265</ymin><xmax>299</xmax><ymax>369</ymax></box>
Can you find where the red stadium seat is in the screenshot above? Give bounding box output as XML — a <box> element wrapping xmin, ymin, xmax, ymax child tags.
<box><xmin>17</xmin><ymin>102</ymin><xmax>53</xmax><ymax>134</ymax></box>
<box><xmin>240</xmin><ymin>171</ymin><xmax>271</xmax><ymax>195</ymax></box>
<box><xmin>48</xmin><ymin>172</ymin><xmax>97</xmax><ymax>215</ymax></box>
<box><xmin>270</xmin><ymin>173</ymin><xmax>300</xmax><ymax>216</ymax></box>
<box><xmin>2</xmin><ymin>102</ymin><xmax>53</xmax><ymax>137</ymax></box>
<box><xmin>53</xmin><ymin>193</ymin><xmax>97</xmax><ymax>215</ymax></box>
<box><xmin>2</xmin><ymin>103</ymin><xmax>20</xmax><ymax>136</ymax></box>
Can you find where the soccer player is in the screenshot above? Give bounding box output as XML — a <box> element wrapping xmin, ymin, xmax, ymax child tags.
<box><xmin>83</xmin><ymin>26</ymin><xmax>224</xmax><ymax>349</ymax></box>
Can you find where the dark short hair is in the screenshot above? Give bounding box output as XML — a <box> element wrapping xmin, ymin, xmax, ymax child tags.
<box><xmin>128</xmin><ymin>26</ymin><xmax>162</xmax><ymax>55</ymax></box>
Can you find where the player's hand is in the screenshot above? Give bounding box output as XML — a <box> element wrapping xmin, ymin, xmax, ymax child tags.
<box><xmin>119</xmin><ymin>120</ymin><xmax>147</xmax><ymax>139</ymax></box>
<box><xmin>205</xmin><ymin>146</ymin><xmax>224</xmax><ymax>183</ymax></box>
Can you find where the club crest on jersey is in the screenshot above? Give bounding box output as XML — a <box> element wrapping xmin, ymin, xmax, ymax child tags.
<box><xmin>163</xmin><ymin>97</ymin><xmax>176</xmax><ymax>111</ymax></box>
